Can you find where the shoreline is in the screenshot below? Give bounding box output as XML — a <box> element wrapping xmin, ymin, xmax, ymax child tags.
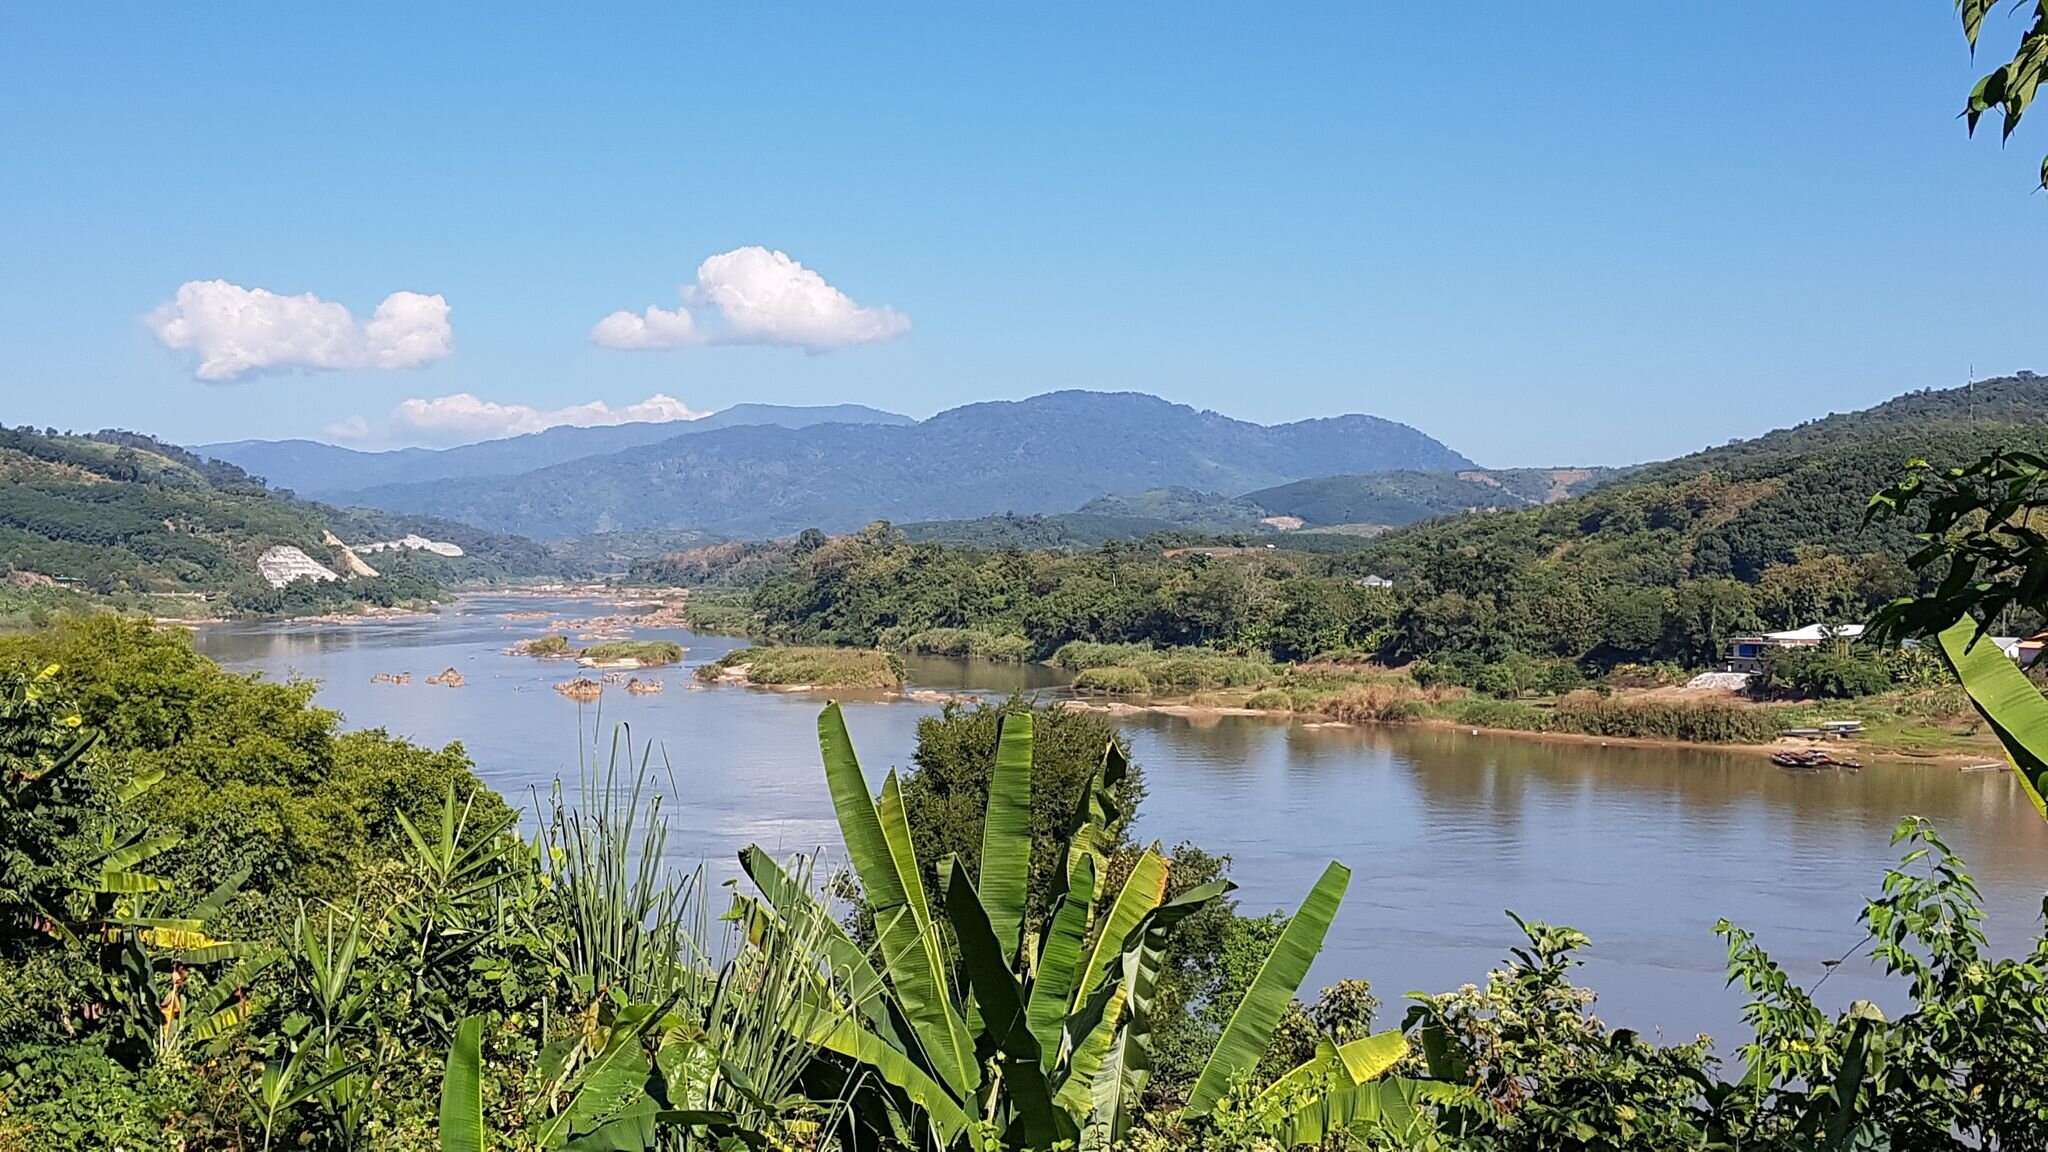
<box><xmin>255</xmin><ymin>591</ymin><xmax>2009</xmax><ymax>771</ymax></box>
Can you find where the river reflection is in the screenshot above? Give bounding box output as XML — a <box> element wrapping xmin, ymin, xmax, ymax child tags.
<box><xmin>193</xmin><ymin>595</ymin><xmax>2048</xmax><ymax>1047</ymax></box>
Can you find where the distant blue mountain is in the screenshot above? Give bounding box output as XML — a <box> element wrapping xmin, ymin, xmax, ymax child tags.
<box><xmin>198</xmin><ymin>402</ymin><xmax>912</xmax><ymax>496</ymax></box>
<box><xmin>315</xmin><ymin>390</ymin><xmax>1476</xmax><ymax>539</ymax></box>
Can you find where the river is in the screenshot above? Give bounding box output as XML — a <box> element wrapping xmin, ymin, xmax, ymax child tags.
<box><xmin>192</xmin><ymin>593</ymin><xmax>2048</xmax><ymax>1048</ymax></box>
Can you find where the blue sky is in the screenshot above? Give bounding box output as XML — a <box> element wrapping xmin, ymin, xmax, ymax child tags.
<box><xmin>2</xmin><ymin>3</ymin><xmax>2044</xmax><ymax>466</ymax></box>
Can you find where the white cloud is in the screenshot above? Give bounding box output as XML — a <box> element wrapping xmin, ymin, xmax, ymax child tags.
<box><xmin>328</xmin><ymin>392</ymin><xmax>708</xmax><ymax>446</ymax></box>
<box><xmin>592</xmin><ymin>247</ymin><xmax>909</xmax><ymax>354</ymax></box>
<box><xmin>148</xmin><ymin>279</ymin><xmax>453</xmax><ymax>381</ymax></box>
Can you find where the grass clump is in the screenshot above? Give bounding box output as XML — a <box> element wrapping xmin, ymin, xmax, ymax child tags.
<box><xmin>698</xmin><ymin>645</ymin><xmax>903</xmax><ymax>689</ymax></box>
<box><xmin>1072</xmin><ymin>666</ymin><xmax>1151</xmax><ymax>695</ymax></box>
<box><xmin>1311</xmin><ymin>682</ymin><xmax>1423</xmax><ymax>723</ymax></box>
<box><xmin>579</xmin><ymin>639</ymin><xmax>684</xmax><ymax>666</ymax></box>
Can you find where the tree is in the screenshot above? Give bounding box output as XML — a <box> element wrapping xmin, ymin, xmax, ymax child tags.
<box><xmin>1957</xmin><ymin>0</ymin><xmax>2048</xmax><ymax>189</ymax></box>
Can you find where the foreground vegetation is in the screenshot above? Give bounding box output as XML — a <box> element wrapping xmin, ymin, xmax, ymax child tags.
<box><xmin>3</xmin><ymin>615</ymin><xmax>2045</xmax><ymax>1150</ymax></box>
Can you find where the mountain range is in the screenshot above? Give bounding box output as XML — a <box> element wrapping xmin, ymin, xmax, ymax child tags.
<box><xmin>201</xmin><ymin>402</ymin><xmax>912</xmax><ymax>496</ymax></box>
<box><xmin>205</xmin><ymin>391</ymin><xmax>1475</xmax><ymax>539</ymax></box>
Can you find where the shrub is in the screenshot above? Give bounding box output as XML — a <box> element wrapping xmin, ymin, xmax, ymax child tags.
<box><xmin>1048</xmin><ymin>641</ymin><xmax>1156</xmax><ymax>671</ymax></box>
<box><xmin>1452</xmin><ymin>698</ymin><xmax>1555</xmax><ymax>731</ymax></box>
<box><xmin>1759</xmin><ymin>647</ymin><xmax>1890</xmax><ymax>699</ymax></box>
<box><xmin>521</xmin><ymin>633</ymin><xmax>573</xmax><ymax>657</ymax></box>
<box><xmin>1072</xmin><ymin>666</ymin><xmax>1151</xmax><ymax>695</ymax></box>
<box><xmin>1475</xmin><ymin>653</ymin><xmax>1585</xmax><ymax>698</ymax></box>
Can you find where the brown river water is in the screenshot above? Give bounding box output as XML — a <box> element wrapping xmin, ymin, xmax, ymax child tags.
<box><xmin>193</xmin><ymin>594</ymin><xmax>2048</xmax><ymax>1048</ymax></box>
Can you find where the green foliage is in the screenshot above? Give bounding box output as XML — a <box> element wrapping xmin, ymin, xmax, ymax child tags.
<box><xmin>894</xmin><ymin>627</ymin><xmax>1035</xmax><ymax>662</ymax></box>
<box><xmin>0</xmin><ymin>425</ymin><xmax>556</xmax><ymax>616</ymax></box>
<box><xmin>697</xmin><ymin>645</ymin><xmax>904</xmax><ymax>689</ymax></box>
<box><xmin>1955</xmin><ymin>0</ymin><xmax>2048</xmax><ymax>189</ymax></box>
<box><xmin>1406</xmin><ymin>915</ymin><xmax>1720</xmax><ymax>1150</ymax></box>
<box><xmin>0</xmin><ymin>615</ymin><xmax>512</xmax><ymax>899</ymax></box>
<box><xmin>575</xmin><ymin>640</ymin><xmax>683</xmax><ymax>666</ymax></box>
<box><xmin>1756</xmin><ymin>648</ymin><xmax>1890</xmax><ymax>700</ymax></box>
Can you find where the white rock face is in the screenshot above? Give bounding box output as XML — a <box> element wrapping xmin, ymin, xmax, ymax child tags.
<box><xmin>257</xmin><ymin>546</ymin><xmax>341</xmax><ymax>588</ymax></box>
<box><xmin>356</xmin><ymin>533</ymin><xmax>465</xmax><ymax>557</ymax></box>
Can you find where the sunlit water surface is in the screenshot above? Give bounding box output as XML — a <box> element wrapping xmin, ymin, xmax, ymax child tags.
<box><xmin>193</xmin><ymin>595</ymin><xmax>2048</xmax><ymax>1047</ymax></box>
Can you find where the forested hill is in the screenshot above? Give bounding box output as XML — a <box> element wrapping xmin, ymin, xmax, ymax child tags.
<box><xmin>1343</xmin><ymin>373</ymin><xmax>2048</xmax><ymax>614</ymax></box>
<box><xmin>0</xmin><ymin>426</ymin><xmax>572</xmax><ymax>615</ymax></box>
<box><xmin>323</xmin><ymin>390</ymin><xmax>1475</xmax><ymax>539</ymax></box>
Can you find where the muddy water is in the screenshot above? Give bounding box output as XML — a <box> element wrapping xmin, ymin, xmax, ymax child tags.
<box><xmin>195</xmin><ymin>595</ymin><xmax>2048</xmax><ymax>1045</ymax></box>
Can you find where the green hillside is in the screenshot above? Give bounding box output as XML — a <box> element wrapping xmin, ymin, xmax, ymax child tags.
<box><xmin>0</xmin><ymin>426</ymin><xmax>572</xmax><ymax>618</ymax></box>
<box><xmin>1244</xmin><ymin>468</ymin><xmax>1619</xmax><ymax>530</ymax></box>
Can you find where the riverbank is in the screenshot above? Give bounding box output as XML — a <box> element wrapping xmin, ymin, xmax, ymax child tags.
<box><xmin>445</xmin><ymin>590</ymin><xmax>2016</xmax><ymax>767</ymax></box>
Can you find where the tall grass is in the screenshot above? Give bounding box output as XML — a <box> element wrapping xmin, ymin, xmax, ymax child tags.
<box><xmin>1448</xmin><ymin>692</ymin><xmax>1784</xmax><ymax>743</ymax></box>
<box><xmin>540</xmin><ymin>725</ymin><xmax>697</xmax><ymax>1001</ymax></box>
<box><xmin>539</xmin><ymin>723</ymin><xmax>844</xmax><ymax>1131</ymax></box>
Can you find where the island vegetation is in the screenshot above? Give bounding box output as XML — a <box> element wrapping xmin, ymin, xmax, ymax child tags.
<box><xmin>696</xmin><ymin>644</ymin><xmax>905</xmax><ymax>689</ymax></box>
<box><xmin>576</xmin><ymin>639</ymin><xmax>684</xmax><ymax>667</ymax></box>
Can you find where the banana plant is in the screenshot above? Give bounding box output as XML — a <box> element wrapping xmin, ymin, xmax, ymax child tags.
<box><xmin>741</xmin><ymin>702</ymin><xmax>1389</xmax><ymax>1149</ymax></box>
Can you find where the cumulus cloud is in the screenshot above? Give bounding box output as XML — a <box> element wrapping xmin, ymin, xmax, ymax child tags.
<box><xmin>328</xmin><ymin>392</ymin><xmax>708</xmax><ymax>446</ymax></box>
<box><xmin>592</xmin><ymin>247</ymin><xmax>909</xmax><ymax>354</ymax></box>
<box><xmin>148</xmin><ymin>280</ymin><xmax>453</xmax><ymax>381</ymax></box>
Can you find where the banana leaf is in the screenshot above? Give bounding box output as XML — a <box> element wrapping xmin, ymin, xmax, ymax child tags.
<box><xmin>1184</xmin><ymin>860</ymin><xmax>1351</xmax><ymax>1117</ymax></box>
<box><xmin>942</xmin><ymin>859</ymin><xmax>1073</xmax><ymax>1148</ymax></box>
<box><xmin>980</xmin><ymin>712</ymin><xmax>1034</xmax><ymax>967</ymax></box>
<box><xmin>1271</xmin><ymin>1076</ymin><xmax>1458</xmax><ymax>1148</ymax></box>
<box><xmin>816</xmin><ymin>704</ymin><xmax>977</xmax><ymax>1096</ymax></box>
<box><xmin>1028</xmin><ymin>852</ymin><xmax>1096</xmax><ymax>1067</ymax></box>
<box><xmin>1072</xmin><ymin>849</ymin><xmax>1168</xmax><ymax>1010</ymax></box>
<box><xmin>1939</xmin><ymin>618</ymin><xmax>2048</xmax><ymax>817</ymax></box>
<box><xmin>812</xmin><ymin>1015</ymin><xmax>975</xmax><ymax>1148</ymax></box>
<box><xmin>1251</xmin><ymin>1030</ymin><xmax>1408</xmax><ymax>1126</ymax></box>
<box><xmin>440</xmin><ymin>1015</ymin><xmax>488</xmax><ymax>1152</ymax></box>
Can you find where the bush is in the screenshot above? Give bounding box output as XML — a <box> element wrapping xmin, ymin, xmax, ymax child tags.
<box><xmin>1072</xmin><ymin>666</ymin><xmax>1151</xmax><ymax>695</ymax></box>
<box><xmin>1475</xmin><ymin>653</ymin><xmax>1584</xmax><ymax>698</ymax></box>
<box><xmin>679</xmin><ymin>595</ymin><xmax>754</xmax><ymax>636</ymax></box>
<box><xmin>521</xmin><ymin>633</ymin><xmax>573</xmax><ymax>657</ymax></box>
<box><xmin>1759</xmin><ymin>647</ymin><xmax>1890</xmax><ymax>699</ymax></box>
<box><xmin>1452</xmin><ymin>698</ymin><xmax>1555</xmax><ymax>731</ymax></box>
